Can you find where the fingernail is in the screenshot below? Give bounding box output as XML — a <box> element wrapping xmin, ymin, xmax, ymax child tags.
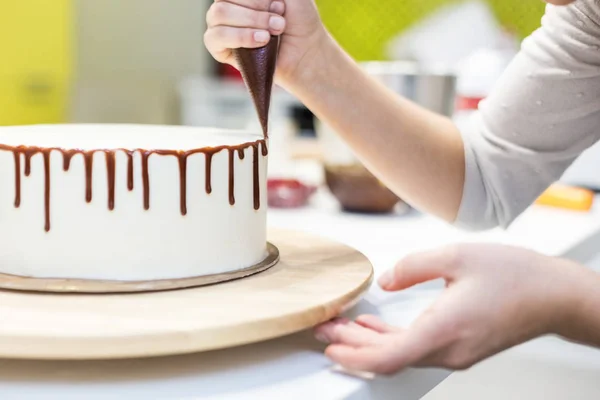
<box><xmin>378</xmin><ymin>270</ymin><xmax>394</xmax><ymax>289</ymax></box>
<box><xmin>253</xmin><ymin>31</ymin><xmax>270</xmax><ymax>43</ymax></box>
<box><xmin>315</xmin><ymin>332</ymin><xmax>329</xmax><ymax>343</ymax></box>
<box><xmin>269</xmin><ymin>15</ymin><xmax>285</xmax><ymax>30</ymax></box>
<box><xmin>269</xmin><ymin>1</ymin><xmax>284</xmax><ymax>14</ymax></box>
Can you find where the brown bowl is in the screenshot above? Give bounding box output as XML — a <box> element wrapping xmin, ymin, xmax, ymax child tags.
<box><xmin>324</xmin><ymin>164</ymin><xmax>400</xmax><ymax>214</ymax></box>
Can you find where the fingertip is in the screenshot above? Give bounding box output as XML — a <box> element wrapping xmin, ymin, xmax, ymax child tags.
<box><xmin>379</xmin><ymin>251</ymin><xmax>451</xmax><ymax>291</ymax></box>
<box><xmin>268</xmin><ymin>15</ymin><xmax>286</xmax><ymax>33</ymax></box>
<box><xmin>330</xmin><ymin>317</ymin><xmax>352</xmax><ymax>325</ymax></box>
<box><xmin>355</xmin><ymin>314</ymin><xmax>380</xmax><ymax>326</ymax></box>
<box><xmin>325</xmin><ymin>344</ymin><xmax>351</xmax><ymax>360</ymax></box>
<box><xmin>315</xmin><ymin>332</ymin><xmax>329</xmax><ymax>344</ymax></box>
<box><xmin>377</xmin><ymin>269</ymin><xmax>394</xmax><ymax>290</ymax></box>
<box><xmin>269</xmin><ymin>1</ymin><xmax>286</xmax><ymax>15</ymax></box>
<box><xmin>313</xmin><ymin>318</ymin><xmax>345</xmax><ymax>343</ymax></box>
<box><xmin>253</xmin><ymin>30</ymin><xmax>270</xmax><ymax>43</ymax></box>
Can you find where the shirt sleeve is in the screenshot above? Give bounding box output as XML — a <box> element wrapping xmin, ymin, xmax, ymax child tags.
<box><xmin>455</xmin><ymin>0</ymin><xmax>600</xmax><ymax>231</ymax></box>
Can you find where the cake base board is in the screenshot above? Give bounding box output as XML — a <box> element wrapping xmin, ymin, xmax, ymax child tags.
<box><xmin>0</xmin><ymin>243</ymin><xmax>280</xmax><ymax>294</ymax></box>
<box><xmin>0</xmin><ymin>229</ymin><xmax>373</xmax><ymax>360</ymax></box>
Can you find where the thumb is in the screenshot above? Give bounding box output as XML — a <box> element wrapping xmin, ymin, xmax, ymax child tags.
<box><xmin>378</xmin><ymin>246</ymin><xmax>460</xmax><ymax>291</ymax></box>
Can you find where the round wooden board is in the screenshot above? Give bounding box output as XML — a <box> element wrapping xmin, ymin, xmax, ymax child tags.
<box><xmin>0</xmin><ymin>229</ymin><xmax>373</xmax><ymax>360</ymax></box>
<box><xmin>0</xmin><ymin>243</ymin><xmax>280</xmax><ymax>294</ymax></box>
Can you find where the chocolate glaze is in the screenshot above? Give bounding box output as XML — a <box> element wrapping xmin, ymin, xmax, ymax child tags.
<box><xmin>105</xmin><ymin>151</ymin><xmax>116</xmax><ymax>211</ymax></box>
<box><xmin>1</xmin><ymin>139</ymin><xmax>267</xmax><ymax>232</ymax></box>
<box><xmin>24</xmin><ymin>149</ymin><xmax>34</xmax><ymax>176</ymax></box>
<box><xmin>83</xmin><ymin>152</ymin><xmax>94</xmax><ymax>203</ymax></box>
<box><xmin>126</xmin><ymin>151</ymin><xmax>134</xmax><ymax>191</ymax></box>
<box><xmin>252</xmin><ymin>143</ymin><xmax>260</xmax><ymax>210</ymax></box>
<box><xmin>261</xmin><ymin>141</ymin><xmax>269</xmax><ymax>157</ymax></box>
<box><xmin>228</xmin><ymin>149</ymin><xmax>235</xmax><ymax>205</ymax></box>
<box><xmin>43</xmin><ymin>151</ymin><xmax>50</xmax><ymax>232</ymax></box>
<box><xmin>141</xmin><ymin>151</ymin><xmax>151</xmax><ymax>210</ymax></box>
<box><xmin>233</xmin><ymin>36</ymin><xmax>280</xmax><ymax>138</ymax></box>
<box><xmin>205</xmin><ymin>151</ymin><xmax>214</xmax><ymax>195</ymax></box>
<box><xmin>62</xmin><ymin>150</ymin><xmax>76</xmax><ymax>171</ymax></box>
<box><xmin>13</xmin><ymin>152</ymin><xmax>20</xmax><ymax>207</ymax></box>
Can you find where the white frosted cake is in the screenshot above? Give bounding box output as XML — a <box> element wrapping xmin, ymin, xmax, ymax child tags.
<box><xmin>0</xmin><ymin>124</ymin><xmax>269</xmax><ymax>281</ymax></box>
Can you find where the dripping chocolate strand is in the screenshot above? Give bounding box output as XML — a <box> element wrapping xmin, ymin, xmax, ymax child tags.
<box><xmin>205</xmin><ymin>152</ymin><xmax>214</xmax><ymax>194</ymax></box>
<box><xmin>252</xmin><ymin>143</ymin><xmax>260</xmax><ymax>210</ymax></box>
<box><xmin>260</xmin><ymin>140</ymin><xmax>268</xmax><ymax>156</ymax></box>
<box><xmin>62</xmin><ymin>151</ymin><xmax>75</xmax><ymax>171</ymax></box>
<box><xmin>13</xmin><ymin>151</ymin><xmax>21</xmax><ymax>208</ymax></box>
<box><xmin>126</xmin><ymin>151</ymin><xmax>134</xmax><ymax>191</ymax></box>
<box><xmin>105</xmin><ymin>151</ymin><xmax>116</xmax><ymax>211</ymax></box>
<box><xmin>83</xmin><ymin>152</ymin><xmax>94</xmax><ymax>203</ymax></box>
<box><xmin>24</xmin><ymin>150</ymin><xmax>34</xmax><ymax>177</ymax></box>
<box><xmin>178</xmin><ymin>153</ymin><xmax>188</xmax><ymax>216</ymax></box>
<box><xmin>237</xmin><ymin>148</ymin><xmax>245</xmax><ymax>160</ymax></box>
<box><xmin>228</xmin><ymin>149</ymin><xmax>235</xmax><ymax>205</ymax></box>
<box><xmin>141</xmin><ymin>151</ymin><xmax>151</xmax><ymax>210</ymax></box>
<box><xmin>43</xmin><ymin>150</ymin><xmax>51</xmax><ymax>232</ymax></box>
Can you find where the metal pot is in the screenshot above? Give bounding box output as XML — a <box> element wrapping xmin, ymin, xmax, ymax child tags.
<box><xmin>360</xmin><ymin>60</ymin><xmax>457</xmax><ymax>117</ymax></box>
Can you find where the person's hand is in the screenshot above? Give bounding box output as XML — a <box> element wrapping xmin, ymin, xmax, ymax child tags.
<box><xmin>315</xmin><ymin>243</ymin><xmax>589</xmax><ymax>375</ymax></box>
<box><xmin>204</xmin><ymin>0</ymin><xmax>328</xmax><ymax>85</ymax></box>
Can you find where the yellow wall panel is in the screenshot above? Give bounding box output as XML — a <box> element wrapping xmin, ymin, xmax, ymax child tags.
<box><xmin>0</xmin><ymin>0</ymin><xmax>72</xmax><ymax>125</ymax></box>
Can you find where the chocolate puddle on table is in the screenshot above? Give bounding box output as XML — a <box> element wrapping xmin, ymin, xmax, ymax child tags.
<box><xmin>2</xmin><ymin>140</ymin><xmax>268</xmax><ymax>232</ymax></box>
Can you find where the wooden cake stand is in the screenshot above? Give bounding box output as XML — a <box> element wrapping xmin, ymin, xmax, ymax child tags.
<box><xmin>0</xmin><ymin>229</ymin><xmax>373</xmax><ymax>360</ymax></box>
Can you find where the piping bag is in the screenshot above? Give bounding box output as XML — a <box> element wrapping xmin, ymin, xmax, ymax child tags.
<box><xmin>232</xmin><ymin>36</ymin><xmax>281</xmax><ymax>138</ymax></box>
<box><xmin>233</xmin><ymin>37</ymin><xmax>315</xmax><ymax>208</ymax></box>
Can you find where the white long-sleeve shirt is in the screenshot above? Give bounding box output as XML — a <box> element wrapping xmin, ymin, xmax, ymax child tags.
<box><xmin>456</xmin><ymin>0</ymin><xmax>600</xmax><ymax>230</ymax></box>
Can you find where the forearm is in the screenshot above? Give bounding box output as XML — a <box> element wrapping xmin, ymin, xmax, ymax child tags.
<box><xmin>280</xmin><ymin>34</ymin><xmax>465</xmax><ymax>222</ymax></box>
<box><xmin>557</xmin><ymin>266</ymin><xmax>600</xmax><ymax>348</ymax></box>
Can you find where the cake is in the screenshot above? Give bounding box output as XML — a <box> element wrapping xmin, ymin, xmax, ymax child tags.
<box><xmin>0</xmin><ymin>124</ymin><xmax>269</xmax><ymax>281</ymax></box>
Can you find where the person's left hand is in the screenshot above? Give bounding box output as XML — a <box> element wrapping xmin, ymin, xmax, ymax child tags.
<box><xmin>314</xmin><ymin>243</ymin><xmax>587</xmax><ymax>375</ymax></box>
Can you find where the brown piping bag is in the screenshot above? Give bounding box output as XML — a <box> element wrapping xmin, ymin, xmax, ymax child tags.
<box><xmin>232</xmin><ymin>36</ymin><xmax>280</xmax><ymax>138</ymax></box>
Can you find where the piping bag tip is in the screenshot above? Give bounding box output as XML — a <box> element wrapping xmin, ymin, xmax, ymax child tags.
<box><xmin>232</xmin><ymin>36</ymin><xmax>280</xmax><ymax>138</ymax></box>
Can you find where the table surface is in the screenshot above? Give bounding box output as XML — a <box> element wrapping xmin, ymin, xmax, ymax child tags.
<box><xmin>1</xmin><ymin>187</ymin><xmax>600</xmax><ymax>400</ymax></box>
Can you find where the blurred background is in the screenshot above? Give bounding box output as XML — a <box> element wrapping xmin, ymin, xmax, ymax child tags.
<box><xmin>3</xmin><ymin>0</ymin><xmax>598</xmax><ymax>210</ymax></box>
<box><xmin>0</xmin><ymin>0</ymin><xmax>544</xmax><ymax>127</ymax></box>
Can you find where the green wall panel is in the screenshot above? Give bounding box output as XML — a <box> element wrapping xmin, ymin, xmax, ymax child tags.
<box><xmin>316</xmin><ymin>0</ymin><xmax>546</xmax><ymax>61</ymax></box>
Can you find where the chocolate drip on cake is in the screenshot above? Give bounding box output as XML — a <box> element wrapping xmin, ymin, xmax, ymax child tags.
<box><xmin>228</xmin><ymin>149</ymin><xmax>235</xmax><ymax>205</ymax></box>
<box><xmin>24</xmin><ymin>149</ymin><xmax>34</xmax><ymax>176</ymax></box>
<box><xmin>260</xmin><ymin>140</ymin><xmax>269</xmax><ymax>156</ymax></box>
<box><xmin>252</xmin><ymin>143</ymin><xmax>260</xmax><ymax>211</ymax></box>
<box><xmin>233</xmin><ymin>36</ymin><xmax>280</xmax><ymax>138</ymax></box>
<box><xmin>42</xmin><ymin>151</ymin><xmax>51</xmax><ymax>232</ymax></box>
<box><xmin>178</xmin><ymin>153</ymin><xmax>188</xmax><ymax>216</ymax></box>
<box><xmin>141</xmin><ymin>151</ymin><xmax>151</xmax><ymax>211</ymax></box>
<box><xmin>126</xmin><ymin>151</ymin><xmax>134</xmax><ymax>191</ymax></box>
<box><xmin>62</xmin><ymin>150</ymin><xmax>76</xmax><ymax>171</ymax></box>
<box><xmin>1</xmin><ymin>140</ymin><xmax>267</xmax><ymax>232</ymax></box>
<box><xmin>105</xmin><ymin>151</ymin><xmax>116</xmax><ymax>211</ymax></box>
<box><xmin>13</xmin><ymin>152</ymin><xmax>20</xmax><ymax>207</ymax></box>
<box><xmin>205</xmin><ymin>151</ymin><xmax>214</xmax><ymax>195</ymax></box>
<box><xmin>83</xmin><ymin>153</ymin><xmax>94</xmax><ymax>203</ymax></box>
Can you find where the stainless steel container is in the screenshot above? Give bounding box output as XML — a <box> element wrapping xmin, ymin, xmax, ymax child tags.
<box><xmin>360</xmin><ymin>61</ymin><xmax>457</xmax><ymax>117</ymax></box>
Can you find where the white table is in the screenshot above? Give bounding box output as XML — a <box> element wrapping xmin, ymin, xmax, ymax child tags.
<box><xmin>1</xmin><ymin>189</ymin><xmax>599</xmax><ymax>400</ymax></box>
